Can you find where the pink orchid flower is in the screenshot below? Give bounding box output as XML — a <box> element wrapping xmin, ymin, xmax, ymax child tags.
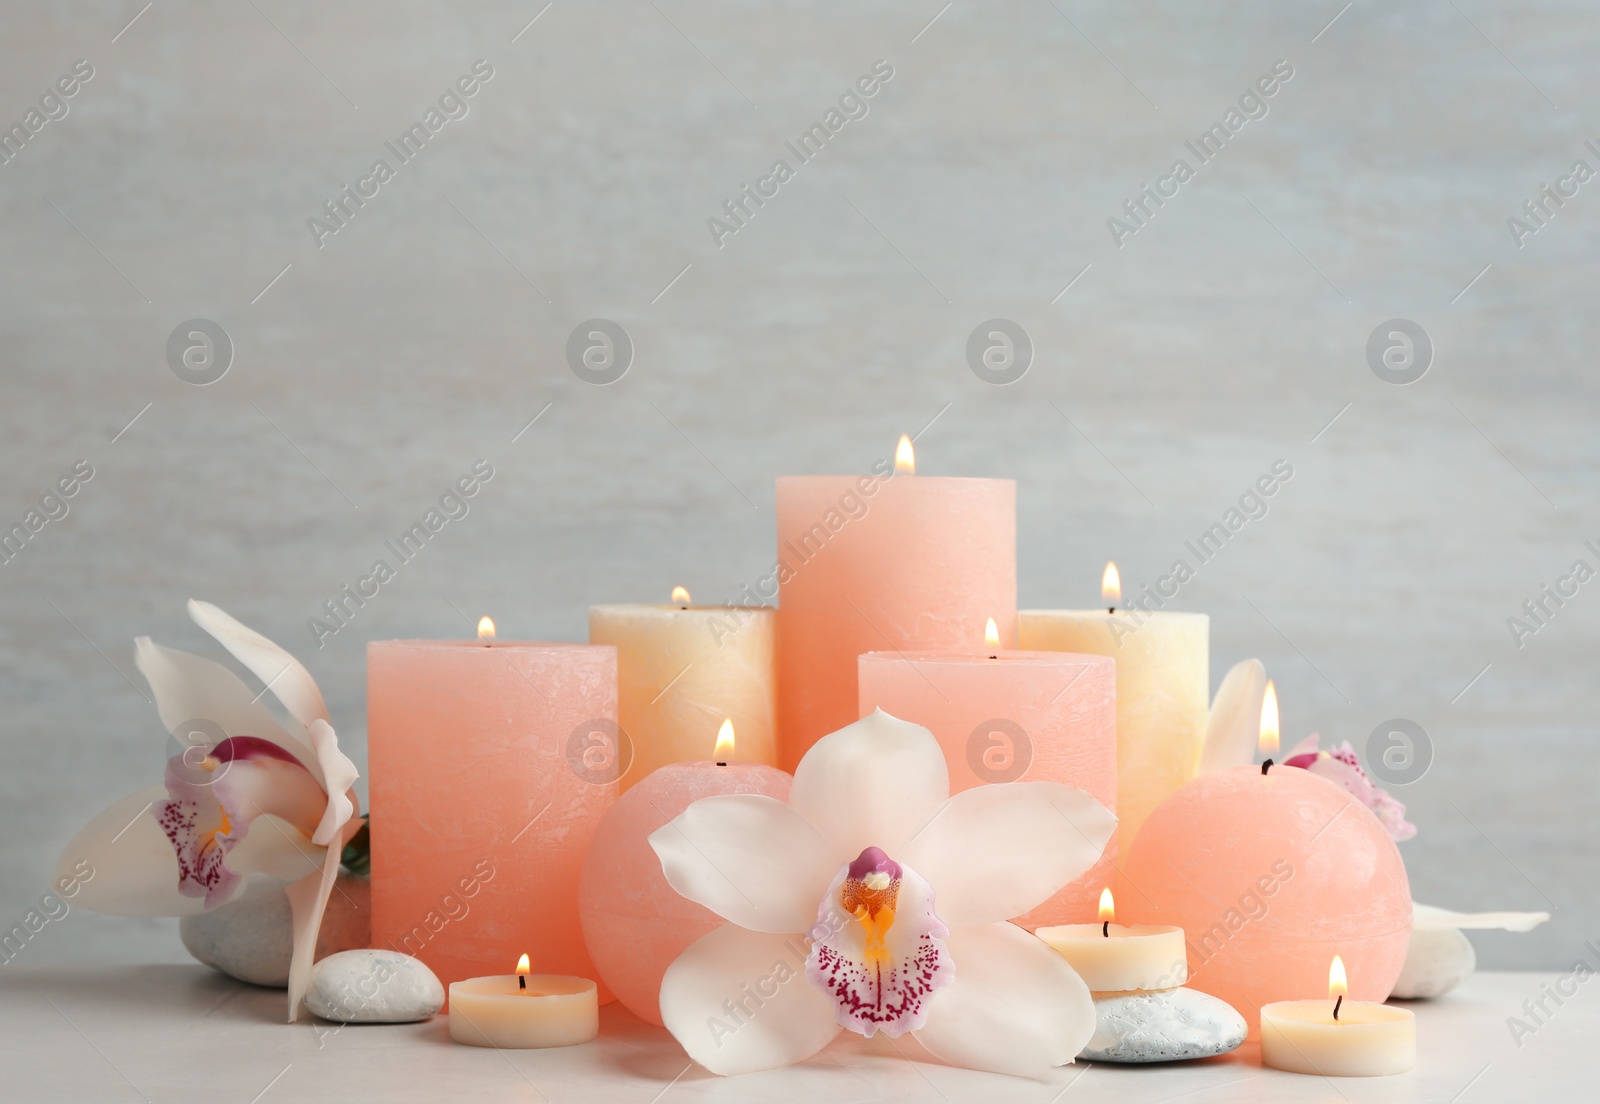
<box><xmin>55</xmin><ymin>601</ymin><xmax>359</xmax><ymax>1022</ymax></box>
<box><xmin>1284</xmin><ymin>734</ymin><xmax>1417</xmax><ymax>841</ymax></box>
<box><xmin>648</xmin><ymin>710</ymin><xmax>1116</xmax><ymax>1078</ymax></box>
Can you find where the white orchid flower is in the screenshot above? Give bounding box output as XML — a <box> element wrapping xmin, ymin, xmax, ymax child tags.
<box><xmin>648</xmin><ymin>710</ymin><xmax>1116</xmax><ymax>1078</ymax></box>
<box><xmin>55</xmin><ymin>601</ymin><xmax>360</xmax><ymax>1023</ymax></box>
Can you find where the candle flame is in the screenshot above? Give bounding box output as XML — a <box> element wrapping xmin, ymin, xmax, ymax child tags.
<box><xmin>478</xmin><ymin>616</ymin><xmax>496</xmax><ymax>640</ymax></box>
<box><xmin>1098</xmin><ymin>887</ymin><xmax>1115</xmax><ymax>923</ymax></box>
<box><xmin>517</xmin><ymin>953</ymin><xmax>531</xmax><ymax>976</ymax></box>
<box><xmin>1328</xmin><ymin>954</ymin><xmax>1348</xmax><ymax>998</ymax></box>
<box><xmin>894</xmin><ymin>434</ymin><xmax>915</xmax><ymax>475</ymax></box>
<box><xmin>1259</xmin><ymin>679</ymin><xmax>1280</xmax><ymax>758</ymax></box>
<box><xmin>671</xmin><ymin>585</ymin><xmax>691</xmax><ymax>606</ymax></box>
<box><xmin>714</xmin><ymin>718</ymin><xmax>736</xmax><ymax>760</ymax></box>
<box><xmin>984</xmin><ymin>617</ymin><xmax>1000</xmax><ymax>650</ymax></box>
<box><xmin>1101</xmin><ymin>561</ymin><xmax>1122</xmax><ymax>604</ymax></box>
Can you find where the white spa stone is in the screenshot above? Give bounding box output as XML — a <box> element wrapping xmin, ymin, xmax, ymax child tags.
<box><xmin>1392</xmin><ymin>926</ymin><xmax>1477</xmax><ymax>999</ymax></box>
<box><xmin>1080</xmin><ymin>987</ymin><xmax>1246</xmax><ymax>1063</ymax></box>
<box><xmin>304</xmin><ymin>949</ymin><xmax>444</xmax><ymax>1023</ymax></box>
<box><xmin>179</xmin><ymin>874</ymin><xmax>370</xmax><ymax>987</ymax></box>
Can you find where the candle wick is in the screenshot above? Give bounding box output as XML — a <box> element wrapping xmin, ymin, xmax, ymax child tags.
<box><xmin>1332</xmin><ymin>994</ymin><xmax>1342</xmax><ymax>1021</ymax></box>
<box><xmin>519</xmin><ymin>975</ymin><xmax>527</xmax><ymax>991</ymax></box>
<box><xmin>1102</xmin><ymin>920</ymin><xmax>1109</xmax><ymax>938</ymax></box>
<box><xmin>1107</xmin><ymin>606</ymin><xmax>1115</xmax><ymax>615</ymax></box>
<box><xmin>1261</xmin><ymin>759</ymin><xmax>1273</xmax><ymax>775</ymax></box>
<box><xmin>716</xmin><ymin>761</ymin><xmax>727</xmax><ymax>767</ymax></box>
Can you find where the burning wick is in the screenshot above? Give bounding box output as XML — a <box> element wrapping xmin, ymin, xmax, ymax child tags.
<box><xmin>671</xmin><ymin>585</ymin><xmax>690</xmax><ymax>609</ymax></box>
<box><xmin>1329</xmin><ymin>954</ymin><xmax>1348</xmax><ymax>1021</ymax></box>
<box><xmin>1258</xmin><ymin>678</ymin><xmax>1279</xmax><ymax>775</ymax></box>
<box><xmin>1098</xmin><ymin>887</ymin><xmax>1114</xmax><ymax>939</ymax></box>
<box><xmin>477</xmin><ymin>616</ymin><xmax>496</xmax><ymax>644</ymax></box>
<box><xmin>714</xmin><ymin>718</ymin><xmax>735</xmax><ymax>767</ymax></box>
<box><xmin>1101</xmin><ymin>561</ymin><xmax>1121</xmax><ymax>615</ymax></box>
<box><xmin>1332</xmin><ymin>994</ymin><xmax>1343</xmax><ymax>1021</ymax></box>
<box><xmin>984</xmin><ymin>617</ymin><xmax>1000</xmax><ymax>660</ymax></box>
<box><xmin>516</xmin><ymin>952</ymin><xmax>530</xmax><ymax>992</ymax></box>
<box><xmin>1103</xmin><ymin>920</ymin><xmax>1109</xmax><ymax>938</ymax></box>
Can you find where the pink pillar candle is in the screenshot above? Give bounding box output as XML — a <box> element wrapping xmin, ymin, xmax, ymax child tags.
<box><xmin>579</xmin><ymin>757</ymin><xmax>790</xmax><ymax>1025</ymax></box>
<box><xmin>368</xmin><ymin>639</ymin><xmax>617</xmax><ymax>996</ymax></box>
<box><xmin>857</xmin><ymin>649</ymin><xmax>1115</xmax><ymax>926</ymax></box>
<box><xmin>1120</xmin><ymin>765</ymin><xmax>1412</xmax><ymax>1036</ymax></box>
<box><xmin>777</xmin><ymin>468</ymin><xmax>1016</xmax><ymax>771</ymax></box>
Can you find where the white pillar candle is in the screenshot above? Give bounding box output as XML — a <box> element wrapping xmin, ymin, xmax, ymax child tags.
<box><xmin>1035</xmin><ymin>890</ymin><xmax>1187</xmax><ymax>991</ymax></box>
<box><xmin>590</xmin><ymin>589</ymin><xmax>776</xmax><ymax>790</ymax></box>
<box><xmin>1261</xmin><ymin>955</ymin><xmax>1415</xmax><ymax>1076</ymax></box>
<box><xmin>448</xmin><ymin>961</ymin><xmax>599</xmax><ymax>1049</ymax></box>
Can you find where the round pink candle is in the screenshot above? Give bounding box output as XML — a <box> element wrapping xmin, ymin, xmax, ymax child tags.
<box><xmin>1121</xmin><ymin>765</ymin><xmax>1411</xmax><ymax>1036</ymax></box>
<box><xmin>579</xmin><ymin>735</ymin><xmax>790</xmax><ymax>1025</ymax></box>
<box><xmin>857</xmin><ymin>648</ymin><xmax>1115</xmax><ymax>926</ymax></box>
<box><xmin>368</xmin><ymin>637</ymin><xmax>617</xmax><ymax>998</ymax></box>
<box><xmin>777</xmin><ymin>447</ymin><xmax>1015</xmax><ymax>771</ymax></box>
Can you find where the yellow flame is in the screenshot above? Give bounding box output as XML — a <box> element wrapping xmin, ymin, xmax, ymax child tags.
<box><xmin>671</xmin><ymin>585</ymin><xmax>691</xmax><ymax>606</ymax></box>
<box><xmin>1259</xmin><ymin>679</ymin><xmax>1280</xmax><ymax>758</ymax></box>
<box><xmin>1101</xmin><ymin>561</ymin><xmax>1122</xmax><ymax>604</ymax></box>
<box><xmin>1328</xmin><ymin>954</ymin><xmax>1348</xmax><ymax>998</ymax></box>
<box><xmin>894</xmin><ymin>434</ymin><xmax>915</xmax><ymax>475</ymax></box>
<box><xmin>1098</xmin><ymin>887</ymin><xmax>1115</xmax><ymax>923</ymax></box>
<box><xmin>516</xmin><ymin>953</ymin><xmax>531</xmax><ymax>976</ymax></box>
<box><xmin>714</xmin><ymin>718</ymin><xmax>736</xmax><ymax>759</ymax></box>
<box><xmin>984</xmin><ymin>617</ymin><xmax>1000</xmax><ymax>650</ymax></box>
<box><xmin>477</xmin><ymin>616</ymin><xmax>496</xmax><ymax>640</ymax></box>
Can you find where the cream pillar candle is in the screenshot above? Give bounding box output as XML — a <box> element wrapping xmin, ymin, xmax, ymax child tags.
<box><xmin>1037</xmin><ymin>890</ymin><xmax>1187</xmax><ymax>991</ymax></box>
<box><xmin>857</xmin><ymin>635</ymin><xmax>1114</xmax><ymax>925</ymax></box>
<box><xmin>1020</xmin><ymin>564</ymin><xmax>1207</xmax><ymax>862</ymax></box>
<box><xmin>589</xmin><ymin>588</ymin><xmax>776</xmax><ymax>790</ymax></box>
<box><xmin>778</xmin><ymin>437</ymin><xmax>1016</xmax><ymax>771</ymax></box>
<box><xmin>1260</xmin><ymin>957</ymin><xmax>1415</xmax><ymax>1076</ymax></box>
<box><xmin>449</xmin><ymin>958</ymin><xmax>599</xmax><ymax>1049</ymax></box>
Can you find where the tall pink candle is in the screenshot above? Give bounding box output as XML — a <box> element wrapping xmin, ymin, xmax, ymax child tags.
<box><xmin>858</xmin><ymin>649</ymin><xmax>1115</xmax><ymax>926</ymax></box>
<box><xmin>368</xmin><ymin>636</ymin><xmax>617</xmax><ymax>997</ymax></box>
<box><xmin>777</xmin><ymin>443</ymin><xmax>1015</xmax><ymax>771</ymax></box>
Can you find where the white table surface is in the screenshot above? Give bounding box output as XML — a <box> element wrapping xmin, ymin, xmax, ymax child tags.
<box><xmin>0</xmin><ymin>966</ymin><xmax>1589</xmax><ymax>1102</ymax></box>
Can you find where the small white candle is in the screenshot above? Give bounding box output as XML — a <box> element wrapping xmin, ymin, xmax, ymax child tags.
<box><xmin>1036</xmin><ymin>888</ymin><xmax>1187</xmax><ymax>992</ymax></box>
<box><xmin>1261</xmin><ymin>956</ymin><xmax>1416</xmax><ymax>1076</ymax></box>
<box><xmin>448</xmin><ymin>955</ymin><xmax>599</xmax><ymax>1049</ymax></box>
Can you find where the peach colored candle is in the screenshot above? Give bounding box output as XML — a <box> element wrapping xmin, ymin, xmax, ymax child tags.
<box><xmin>1020</xmin><ymin>567</ymin><xmax>1207</xmax><ymax>863</ymax></box>
<box><xmin>368</xmin><ymin>627</ymin><xmax>617</xmax><ymax>996</ymax></box>
<box><xmin>778</xmin><ymin>437</ymin><xmax>1016</xmax><ymax>771</ymax></box>
<box><xmin>579</xmin><ymin>721</ymin><xmax>791</xmax><ymax>1025</ymax></box>
<box><xmin>1121</xmin><ymin>765</ymin><xmax>1412</xmax><ymax>1037</ymax></box>
<box><xmin>857</xmin><ymin>640</ymin><xmax>1113</xmax><ymax>926</ymax></box>
<box><xmin>589</xmin><ymin>588</ymin><xmax>776</xmax><ymax>790</ymax></box>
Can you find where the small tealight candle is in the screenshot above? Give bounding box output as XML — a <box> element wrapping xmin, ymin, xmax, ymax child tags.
<box><xmin>1261</xmin><ymin>956</ymin><xmax>1415</xmax><ymax>1076</ymax></box>
<box><xmin>1036</xmin><ymin>889</ymin><xmax>1188</xmax><ymax>992</ymax></box>
<box><xmin>449</xmin><ymin>954</ymin><xmax>600</xmax><ymax>1049</ymax></box>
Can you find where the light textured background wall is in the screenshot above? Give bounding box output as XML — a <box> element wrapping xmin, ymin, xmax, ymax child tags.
<box><xmin>1</xmin><ymin>1</ymin><xmax>1594</xmax><ymax>971</ymax></box>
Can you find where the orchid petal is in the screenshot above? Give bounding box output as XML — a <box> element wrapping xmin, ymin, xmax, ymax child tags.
<box><xmin>55</xmin><ymin>787</ymin><xmax>221</xmax><ymax>917</ymax></box>
<box><xmin>1301</xmin><ymin>754</ymin><xmax>1417</xmax><ymax>841</ymax></box>
<box><xmin>659</xmin><ymin>922</ymin><xmax>840</xmax><ymax>1075</ymax></box>
<box><xmin>134</xmin><ymin>637</ymin><xmax>316</xmax><ymax>773</ymax></box>
<box><xmin>899</xmin><ymin>783</ymin><xmax>1115</xmax><ymax>927</ymax></box>
<box><xmin>788</xmin><ymin>710</ymin><xmax>949</xmax><ymax>859</ymax></box>
<box><xmin>188</xmin><ymin>600</ymin><xmax>329</xmax><ymax>733</ymax></box>
<box><xmin>806</xmin><ymin>851</ymin><xmax>952</xmax><ymax>1037</ymax></box>
<box><xmin>650</xmin><ymin>795</ymin><xmax>838</xmax><ymax>933</ymax></box>
<box><xmin>306</xmin><ymin>718</ymin><xmax>359</xmax><ymax>847</ymax></box>
<box><xmin>1414</xmin><ymin>902</ymin><xmax>1550</xmax><ymax>932</ymax></box>
<box><xmin>1195</xmin><ymin>659</ymin><xmax>1266</xmax><ymax>775</ymax></box>
<box><xmin>913</xmin><ymin>921</ymin><xmax>1094</xmax><ymax>1080</ymax></box>
<box><xmin>285</xmin><ymin>816</ymin><xmax>361</xmax><ymax>1022</ymax></box>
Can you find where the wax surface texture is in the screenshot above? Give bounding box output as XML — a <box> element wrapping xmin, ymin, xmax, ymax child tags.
<box><xmin>777</xmin><ymin>474</ymin><xmax>1016</xmax><ymax>771</ymax></box>
<box><xmin>368</xmin><ymin>640</ymin><xmax>616</xmax><ymax>996</ymax></box>
<box><xmin>448</xmin><ymin>974</ymin><xmax>599</xmax><ymax>1049</ymax></box>
<box><xmin>588</xmin><ymin>604</ymin><xmax>776</xmax><ymax>789</ymax></box>
<box><xmin>1036</xmin><ymin>924</ymin><xmax>1188</xmax><ymax>992</ymax></box>
<box><xmin>1260</xmin><ymin>1000</ymin><xmax>1415</xmax><ymax>1075</ymax></box>
<box><xmin>1121</xmin><ymin>765</ymin><xmax>1412</xmax><ymax>1036</ymax></box>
